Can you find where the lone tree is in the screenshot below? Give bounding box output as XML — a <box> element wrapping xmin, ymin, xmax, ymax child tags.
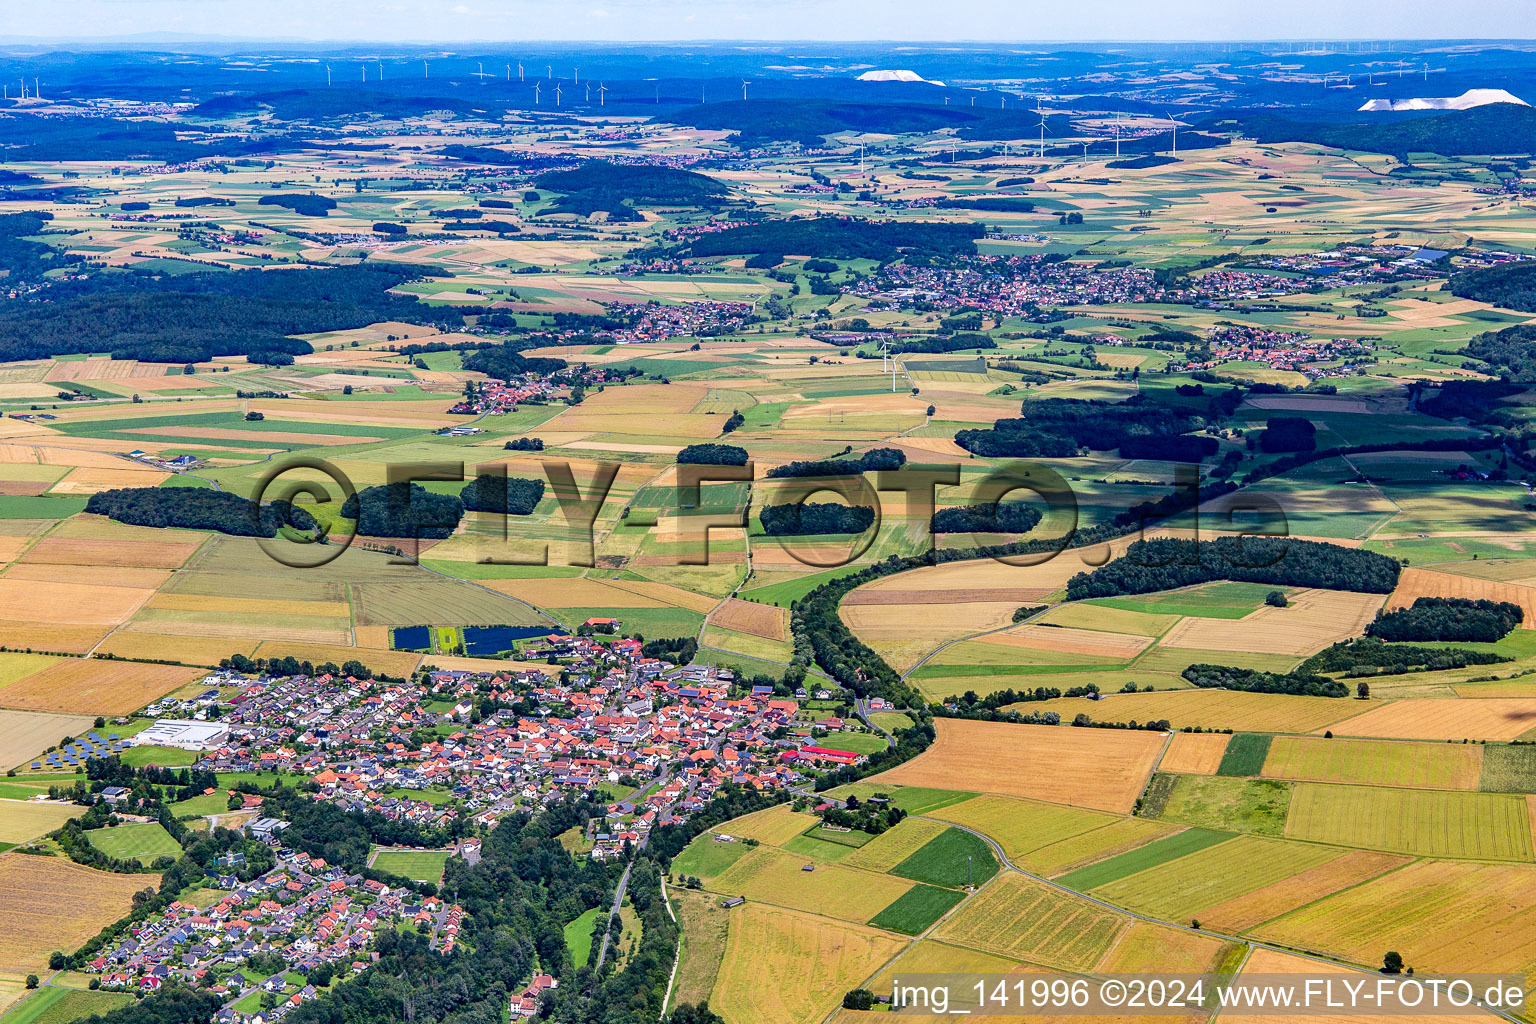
<box><xmin>1265</xmin><ymin>590</ymin><xmax>1288</xmax><ymax>608</ymax></box>
<box><xmin>1357</xmin><ymin>681</ymin><xmax>1371</xmax><ymax>700</ymax></box>
<box><xmin>1382</xmin><ymin>951</ymin><xmax>1404</xmax><ymax>975</ymax></box>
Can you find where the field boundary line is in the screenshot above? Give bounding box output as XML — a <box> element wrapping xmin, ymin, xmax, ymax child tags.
<box><xmin>908</xmin><ymin>814</ymin><xmax>1534</xmax><ymax>1020</ymax></box>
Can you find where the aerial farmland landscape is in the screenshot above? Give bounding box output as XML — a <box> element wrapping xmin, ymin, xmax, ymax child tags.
<box><xmin>8</xmin><ymin>2</ymin><xmax>1536</xmax><ymax>1023</ymax></box>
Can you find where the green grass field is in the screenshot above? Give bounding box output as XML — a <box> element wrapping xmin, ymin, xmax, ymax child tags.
<box><xmin>890</xmin><ymin>827</ymin><xmax>999</xmax><ymax>889</ymax></box>
<box><xmin>671</xmin><ymin>836</ymin><xmax>751</xmax><ymax>882</ymax></box>
<box><xmin>120</xmin><ymin>745</ymin><xmax>199</xmax><ymax>768</ymax></box>
<box><xmin>85</xmin><ymin>822</ymin><xmax>182</xmax><ymax>864</ymax></box>
<box><xmin>868</xmin><ymin>883</ymin><xmax>967</xmax><ymax>935</ymax></box>
<box><xmin>1156</xmin><ymin>775</ymin><xmax>1292</xmax><ymax>836</ymax></box>
<box><xmin>0</xmin><ymin>987</ymin><xmax>134</xmax><ymax>1024</ymax></box>
<box><xmin>1216</xmin><ymin>734</ymin><xmax>1273</xmax><ymax>777</ymax></box>
<box><xmin>372</xmin><ymin>849</ymin><xmax>450</xmax><ymax>882</ymax></box>
<box><xmin>817</xmin><ymin>732</ymin><xmax>887</xmax><ymax>755</ymax></box>
<box><xmin>1055</xmin><ymin>828</ymin><xmax>1235</xmax><ymax>892</ymax></box>
<box><xmin>564</xmin><ymin>907</ymin><xmax>601</xmax><ymax>969</ymax></box>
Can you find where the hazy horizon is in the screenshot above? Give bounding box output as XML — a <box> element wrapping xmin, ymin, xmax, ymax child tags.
<box><xmin>4</xmin><ymin>0</ymin><xmax>1536</xmax><ymax>46</ymax></box>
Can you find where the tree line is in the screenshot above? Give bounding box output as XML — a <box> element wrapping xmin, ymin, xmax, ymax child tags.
<box><xmin>85</xmin><ymin>487</ymin><xmax>316</xmax><ymax>538</ymax></box>
<box><xmin>1065</xmin><ymin>538</ymin><xmax>1402</xmax><ymax>600</ymax></box>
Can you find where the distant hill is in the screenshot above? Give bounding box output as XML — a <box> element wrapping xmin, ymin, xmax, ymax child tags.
<box><xmin>532</xmin><ymin>160</ymin><xmax>731</xmax><ymax>221</ymax></box>
<box><xmin>665</xmin><ymin>99</ymin><xmax>1060</xmax><ymax>147</ymax></box>
<box><xmin>191</xmin><ymin>88</ymin><xmax>502</xmax><ymax>121</ymax></box>
<box><xmin>1208</xmin><ymin>103</ymin><xmax>1536</xmax><ymax>157</ymax></box>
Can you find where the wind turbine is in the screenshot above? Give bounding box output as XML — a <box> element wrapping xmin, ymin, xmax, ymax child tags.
<box><xmin>1034</xmin><ymin>97</ymin><xmax>1048</xmax><ymax>159</ymax></box>
<box><xmin>361</xmin><ymin>64</ymin><xmax>367</xmax><ymax>82</ymax></box>
<box><xmin>742</xmin><ymin>79</ymin><xmax>750</xmax><ymax>101</ymax></box>
<box><xmin>1114</xmin><ymin>114</ymin><xmax>1123</xmax><ymax>158</ymax></box>
<box><xmin>505</xmin><ymin>64</ymin><xmax>511</xmax><ymax>81</ymax></box>
<box><xmin>423</xmin><ymin>60</ymin><xmax>429</xmax><ymax>78</ymax></box>
<box><xmin>326</xmin><ymin>64</ymin><xmax>332</xmax><ymax>86</ymax></box>
<box><xmin>598</xmin><ymin>83</ymin><xmax>607</xmax><ymax>107</ymax></box>
<box><xmin>546</xmin><ymin>65</ymin><xmax>552</xmax><ymax>80</ymax></box>
<box><xmin>472</xmin><ymin>62</ymin><xmax>493</xmax><ymax>83</ymax></box>
<box><xmin>585</xmin><ymin>82</ymin><xmax>591</xmax><ymax>102</ymax></box>
<box><xmin>555</xmin><ymin>83</ymin><xmax>562</xmax><ymax>106</ymax></box>
<box><xmin>533</xmin><ymin>81</ymin><xmax>541</xmax><ymax>104</ymax></box>
<box><xmin>378</xmin><ymin>62</ymin><xmax>384</xmax><ymax>80</ymax></box>
<box><xmin>573</xmin><ymin>66</ymin><xmax>579</xmax><ymax>84</ymax></box>
<box><xmin>518</xmin><ymin>61</ymin><xmax>524</xmax><ymax>81</ymax></box>
<box><xmin>1166</xmin><ymin>111</ymin><xmax>1179</xmax><ymax>158</ymax></box>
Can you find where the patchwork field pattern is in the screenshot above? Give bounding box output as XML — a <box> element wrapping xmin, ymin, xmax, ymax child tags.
<box><xmin>1022</xmin><ymin>689</ymin><xmax>1361</xmax><ymax>734</ymax></box>
<box><xmin>1254</xmin><ymin>859</ymin><xmax>1536</xmax><ymax>975</ymax></box>
<box><xmin>873</xmin><ymin>719</ymin><xmax>1165</xmax><ymax>813</ymax></box>
<box><xmin>1156</xmin><ymin>589</ymin><xmax>1385</xmax><ymax>656</ymax></box>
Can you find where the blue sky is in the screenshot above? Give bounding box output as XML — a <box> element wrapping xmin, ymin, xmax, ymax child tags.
<box><xmin>5</xmin><ymin>0</ymin><xmax>1536</xmax><ymax>42</ymax></box>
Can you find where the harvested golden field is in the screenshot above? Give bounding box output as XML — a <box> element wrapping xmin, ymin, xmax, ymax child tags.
<box><xmin>1156</xmin><ymin>589</ymin><xmax>1384</xmax><ymax>656</ymax></box>
<box><xmin>982</xmin><ymin>624</ymin><xmax>1153</xmax><ymax>659</ymax></box>
<box><xmin>144</xmin><ymin>592</ymin><xmax>351</xmax><ymax>618</ymax></box>
<box><xmin>846</xmin><ymin>552</ymin><xmax>1110</xmax><ymax>604</ymax></box>
<box><xmin>598</xmin><ymin>577</ymin><xmax>720</xmax><ymax>614</ymax></box>
<box><xmin>1094</xmin><ymin>920</ymin><xmax>1233</xmax><ymax>973</ymax></box>
<box><xmin>1253</xmin><ymin>859</ymin><xmax>1536</xmax><ymax>976</ymax></box>
<box><xmin>0</xmin><ymin>798</ymin><xmax>80</xmax><ymax>843</ymax></box>
<box><xmin>96</xmin><ymin>630</ymin><xmax>257</xmax><ymax>667</ymax></box>
<box><xmin>1022</xmin><ymin>689</ymin><xmax>1361</xmax><ymax>734</ymax></box>
<box><xmin>1387</xmin><ymin>567</ymin><xmax>1536</xmax><ymax>623</ymax></box>
<box><xmin>484</xmin><ymin>577</ymin><xmax>676</xmax><ymax>608</ymax></box>
<box><xmin>0</xmin><ymin>709</ymin><xmax>94</xmax><ymax>769</ymax></box>
<box><xmin>0</xmin><ymin>659</ymin><xmax>202</xmax><ymax>715</ymax></box>
<box><xmin>935</xmin><ymin>872</ymin><xmax>1128</xmax><ymax>971</ymax></box>
<box><xmin>0</xmin><ymin>578</ymin><xmax>154</xmax><ymax>626</ymax></box>
<box><xmin>1262</xmin><ymin>735</ymin><xmax>1483</xmax><ymax>790</ymax></box>
<box><xmin>1231</xmin><ymin>948</ymin><xmax>1500</xmax><ymax>1024</ymax></box>
<box><xmin>706</xmin><ymin>599</ymin><xmax>788</xmax><ymax>641</ymax></box>
<box><xmin>1038</xmin><ymin>602</ymin><xmax>1179</xmax><ymax>636</ymax></box>
<box><xmin>47</xmin><ymin>467</ymin><xmax>169</xmax><ymax>495</ymax></box>
<box><xmin>1194</xmin><ymin>850</ymin><xmax>1410</xmax><ymax>933</ymax></box>
<box><xmin>3</xmin><ymin>563</ymin><xmax>171</xmax><ymax>589</ymax></box>
<box><xmin>0</xmin><ymin>623</ymin><xmax>109</xmax><ymax>655</ymax></box>
<box><xmin>1159</xmin><ymin>733</ymin><xmax>1231</xmax><ymax>775</ymax></box>
<box><xmin>873</xmin><ymin>719</ymin><xmax>1165</xmax><ymax>814</ymax></box>
<box><xmin>0</xmin><ymin>853</ymin><xmax>157</xmax><ymax>973</ymax></box>
<box><xmin>708</xmin><ymin>903</ymin><xmax>905</xmax><ymax>1024</ymax></box>
<box><xmin>1324</xmin><ymin>698</ymin><xmax>1536</xmax><ymax>742</ymax></box>
<box><xmin>252</xmin><ymin>641</ymin><xmax>422</xmax><ymax>679</ymax></box>
<box><xmin>19</xmin><ymin>537</ymin><xmax>202</xmax><ymax>570</ymax></box>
